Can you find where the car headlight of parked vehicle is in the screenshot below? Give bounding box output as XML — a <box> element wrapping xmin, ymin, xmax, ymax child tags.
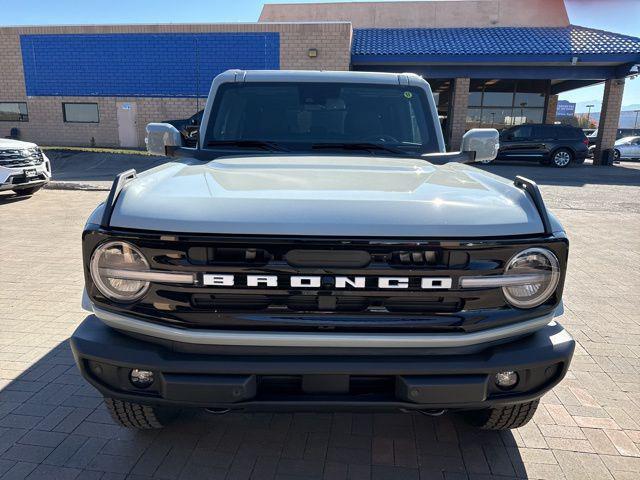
<box><xmin>90</xmin><ymin>241</ymin><xmax>151</xmax><ymax>302</ymax></box>
<box><xmin>502</xmin><ymin>248</ymin><xmax>560</xmax><ymax>309</ymax></box>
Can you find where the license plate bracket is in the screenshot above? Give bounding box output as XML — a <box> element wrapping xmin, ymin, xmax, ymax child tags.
<box><xmin>24</xmin><ymin>168</ymin><xmax>37</xmax><ymax>179</ymax></box>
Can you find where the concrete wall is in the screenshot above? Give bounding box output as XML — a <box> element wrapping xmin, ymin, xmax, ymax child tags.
<box><xmin>259</xmin><ymin>0</ymin><xmax>570</xmax><ymax>28</ymax></box>
<box><xmin>0</xmin><ymin>23</ymin><xmax>352</xmax><ymax>147</ymax></box>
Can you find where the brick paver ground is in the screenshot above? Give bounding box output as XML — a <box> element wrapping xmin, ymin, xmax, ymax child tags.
<box><xmin>1</xmin><ymin>161</ymin><xmax>639</xmax><ymax>479</ymax></box>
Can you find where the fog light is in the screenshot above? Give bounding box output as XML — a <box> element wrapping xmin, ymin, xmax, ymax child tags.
<box><xmin>495</xmin><ymin>371</ymin><xmax>519</xmax><ymax>389</ymax></box>
<box><xmin>130</xmin><ymin>369</ymin><xmax>154</xmax><ymax>388</ymax></box>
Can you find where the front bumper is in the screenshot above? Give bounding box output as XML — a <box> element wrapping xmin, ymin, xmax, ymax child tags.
<box><xmin>71</xmin><ymin>315</ymin><xmax>575</xmax><ymax>411</ymax></box>
<box><xmin>0</xmin><ymin>155</ymin><xmax>51</xmax><ymax>191</ymax></box>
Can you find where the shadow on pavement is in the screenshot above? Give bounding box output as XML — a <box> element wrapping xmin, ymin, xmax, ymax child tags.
<box><xmin>0</xmin><ymin>339</ymin><xmax>530</xmax><ymax>478</ymax></box>
<box><xmin>0</xmin><ymin>191</ymin><xmax>34</xmax><ymax>206</ymax></box>
<box><xmin>47</xmin><ymin>150</ymin><xmax>169</xmax><ymax>183</ymax></box>
<box><xmin>478</xmin><ymin>159</ymin><xmax>640</xmax><ymax>187</ymax></box>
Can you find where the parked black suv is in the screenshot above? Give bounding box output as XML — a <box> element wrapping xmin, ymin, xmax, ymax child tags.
<box><xmin>163</xmin><ymin>110</ymin><xmax>203</xmax><ymax>147</ymax></box>
<box><xmin>496</xmin><ymin>124</ymin><xmax>589</xmax><ymax>167</ymax></box>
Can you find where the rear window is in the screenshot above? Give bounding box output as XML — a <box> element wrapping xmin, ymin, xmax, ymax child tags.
<box><xmin>204</xmin><ymin>82</ymin><xmax>438</xmax><ymax>152</ymax></box>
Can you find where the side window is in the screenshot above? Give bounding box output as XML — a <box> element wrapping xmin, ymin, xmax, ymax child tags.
<box><xmin>511</xmin><ymin>125</ymin><xmax>533</xmax><ymax>139</ymax></box>
<box><xmin>543</xmin><ymin>126</ymin><xmax>559</xmax><ymax>139</ymax></box>
<box><xmin>0</xmin><ymin>102</ymin><xmax>29</xmax><ymax>122</ymax></box>
<box><xmin>561</xmin><ymin>127</ymin><xmax>580</xmax><ymax>139</ymax></box>
<box><xmin>533</xmin><ymin>126</ymin><xmax>548</xmax><ymax>138</ymax></box>
<box><xmin>63</xmin><ymin>103</ymin><xmax>99</xmax><ymax>123</ymax></box>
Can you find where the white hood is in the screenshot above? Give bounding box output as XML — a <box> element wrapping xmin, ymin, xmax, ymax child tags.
<box><xmin>0</xmin><ymin>138</ymin><xmax>38</xmax><ymax>149</ymax></box>
<box><xmin>109</xmin><ymin>155</ymin><xmax>545</xmax><ymax>237</ymax></box>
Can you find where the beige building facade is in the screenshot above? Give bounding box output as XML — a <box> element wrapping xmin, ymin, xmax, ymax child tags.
<box><xmin>0</xmin><ymin>22</ymin><xmax>351</xmax><ymax>148</ymax></box>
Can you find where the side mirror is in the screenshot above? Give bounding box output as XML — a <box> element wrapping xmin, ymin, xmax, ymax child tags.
<box><xmin>461</xmin><ymin>128</ymin><xmax>499</xmax><ymax>163</ymax></box>
<box><xmin>146</xmin><ymin>123</ymin><xmax>183</xmax><ymax>156</ymax></box>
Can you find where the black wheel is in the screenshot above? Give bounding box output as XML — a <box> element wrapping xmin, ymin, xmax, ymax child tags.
<box><xmin>551</xmin><ymin>149</ymin><xmax>573</xmax><ymax>168</ymax></box>
<box><xmin>461</xmin><ymin>400</ymin><xmax>539</xmax><ymax>430</ymax></box>
<box><xmin>104</xmin><ymin>397</ymin><xmax>176</xmax><ymax>429</ymax></box>
<box><xmin>13</xmin><ymin>185</ymin><xmax>43</xmax><ymax>196</ymax></box>
<box><xmin>613</xmin><ymin>149</ymin><xmax>621</xmax><ymax>161</ymax></box>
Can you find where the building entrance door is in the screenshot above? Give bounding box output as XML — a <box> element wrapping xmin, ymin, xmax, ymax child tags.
<box><xmin>116</xmin><ymin>102</ymin><xmax>139</xmax><ymax>148</ymax></box>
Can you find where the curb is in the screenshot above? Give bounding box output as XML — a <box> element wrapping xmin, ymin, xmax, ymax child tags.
<box><xmin>44</xmin><ymin>181</ymin><xmax>111</xmax><ymax>191</ymax></box>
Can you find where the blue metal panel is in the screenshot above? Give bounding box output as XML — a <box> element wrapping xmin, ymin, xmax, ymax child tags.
<box><xmin>20</xmin><ymin>33</ymin><xmax>280</xmax><ymax>97</ymax></box>
<box><xmin>352</xmin><ymin>26</ymin><xmax>640</xmax><ymax>58</ymax></box>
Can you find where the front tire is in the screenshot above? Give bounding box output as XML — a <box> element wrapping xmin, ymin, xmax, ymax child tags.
<box><xmin>551</xmin><ymin>149</ymin><xmax>573</xmax><ymax>168</ymax></box>
<box><xmin>461</xmin><ymin>400</ymin><xmax>539</xmax><ymax>430</ymax></box>
<box><xmin>613</xmin><ymin>149</ymin><xmax>621</xmax><ymax>161</ymax></box>
<box><xmin>13</xmin><ymin>185</ymin><xmax>43</xmax><ymax>196</ymax></box>
<box><xmin>104</xmin><ymin>397</ymin><xmax>176</xmax><ymax>429</ymax></box>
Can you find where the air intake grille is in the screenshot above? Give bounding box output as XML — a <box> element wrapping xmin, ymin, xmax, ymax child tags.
<box><xmin>0</xmin><ymin>147</ymin><xmax>44</xmax><ymax>168</ymax></box>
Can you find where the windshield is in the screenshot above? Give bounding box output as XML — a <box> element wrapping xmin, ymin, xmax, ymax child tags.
<box><xmin>615</xmin><ymin>136</ymin><xmax>637</xmax><ymax>145</ymax></box>
<box><xmin>203</xmin><ymin>82</ymin><xmax>438</xmax><ymax>154</ymax></box>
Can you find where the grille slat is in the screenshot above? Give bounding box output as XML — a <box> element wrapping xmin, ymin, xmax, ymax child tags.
<box><xmin>0</xmin><ymin>147</ymin><xmax>44</xmax><ymax>168</ymax></box>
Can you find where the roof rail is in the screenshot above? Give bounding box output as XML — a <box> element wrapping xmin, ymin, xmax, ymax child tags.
<box><xmin>100</xmin><ymin>169</ymin><xmax>137</xmax><ymax>228</ymax></box>
<box><xmin>513</xmin><ymin>176</ymin><xmax>552</xmax><ymax>235</ymax></box>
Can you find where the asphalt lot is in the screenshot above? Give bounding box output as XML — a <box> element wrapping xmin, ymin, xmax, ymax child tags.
<box><xmin>1</xmin><ymin>159</ymin><xmax>640</xmax><ymax>479</ymax></box>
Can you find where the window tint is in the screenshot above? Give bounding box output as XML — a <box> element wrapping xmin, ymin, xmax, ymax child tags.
<box><xmin>0</xmin><ymin>102</ymin><xmax>28</xmax><ymax>122</ymax></box>
<box><xmin>514</xmin><ymin>92</ymin><xmax>545</xmax><ymax>108</ymax></box>
<box><xmin>534</xmin><ymin>125</ymin><xmax>557</xmax><ymax>138</ymax></box>
<box><xmin>511</xmin><ymin>125</ymin><xmax>533</xmax><ymax>139</ymax></box>
<box><xmin>555</xmin><ymin>127</ymin><xmax>583</xmax><ymax>139</ymax></box>
<box><xmin>205</xmin><ymin>82</ymin><xmax>436</xmax><ymax>151</ymax></box>
<box><xmin>63</xmin><ymin>103</ymin><xmax>99</xmax><ymax>123</ymax></box>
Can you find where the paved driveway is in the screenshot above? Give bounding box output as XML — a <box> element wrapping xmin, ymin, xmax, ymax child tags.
<box><xmin>1</xmin><ymin>162</ymin><xmax>639</xmax><ymax>479</ymax></box>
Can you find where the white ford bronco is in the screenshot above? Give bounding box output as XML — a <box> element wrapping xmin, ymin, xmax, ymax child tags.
<box><xmin>72</xmin><ymin>70</ymin><xmax>574</xmax><ymax>430</ymax></box>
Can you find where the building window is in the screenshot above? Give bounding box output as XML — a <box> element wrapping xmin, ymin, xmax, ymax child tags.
<box><xmin>0</xmin><ymin>102</ymin><xmax>29</xmax><ymax>122</ymax></box>
<box><xmin>466</xmin><ymin>80</ymin><xmax>546</xmax><ymax>130</ymax></box>
<box><xmin>63</xmin><ymin>103</ymin><xmax>99</xmax><ymax>123</ymax></box>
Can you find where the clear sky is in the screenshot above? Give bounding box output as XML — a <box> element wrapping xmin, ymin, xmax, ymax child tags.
<box><xmin>2</xmin><ymin>0</ymin><xmax>639</xmax><ymax>109</ymax></box>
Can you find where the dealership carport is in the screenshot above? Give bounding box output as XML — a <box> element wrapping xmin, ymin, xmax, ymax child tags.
<box><xmin>352</xmin><ymin>25</ymin><xmax>640</xmax><ymax>163</ymax></box>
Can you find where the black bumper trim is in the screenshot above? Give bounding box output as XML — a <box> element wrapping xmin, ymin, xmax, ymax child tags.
<box><xmin>71</xmin><ymin>315</ymin><xmax>574</xmax><ymax>411</ymax></box>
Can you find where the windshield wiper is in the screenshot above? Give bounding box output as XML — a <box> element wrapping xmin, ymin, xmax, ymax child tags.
<box><xmin>310</xmin><ymin>142</ymin><xmax>409</xmax><ymax>156</ymax></box>
<box><xmin>206</xmin><ymin>140</ymin><xmax>289</xmax><ymax>152</ymax></box>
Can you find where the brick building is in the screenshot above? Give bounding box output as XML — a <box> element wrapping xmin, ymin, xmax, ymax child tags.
<box><xmin>1</xmin><ymin>0</ymin><xmax>639</xmax><ymax>163</ymax></box>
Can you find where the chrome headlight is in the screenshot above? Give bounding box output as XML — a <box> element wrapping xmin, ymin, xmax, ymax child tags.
<box><xmin>502</xmin><ymin>248</ymin><xmax>560</xmax><ymax>309</ymax></box>
<box><xmin>90</xmin><ymin>241</ymin><xmax>150</xmax><ymax>302</ymax></box>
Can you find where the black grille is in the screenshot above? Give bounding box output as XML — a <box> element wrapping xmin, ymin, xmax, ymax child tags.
<box><xmin>0</xmin><ymin>147</ymin><xmax>44</xmax><ymax>168</ymax></box>
<box><xmin>84</xmin><ymin>229</ymin><xmax>567</xmax><ymax>332</ymax></box>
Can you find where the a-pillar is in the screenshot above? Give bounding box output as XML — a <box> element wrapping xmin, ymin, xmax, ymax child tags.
<box><xmin>594</xmin><ymin>78</ymin><xmax>625</xmax><ymax>165</ymax></box>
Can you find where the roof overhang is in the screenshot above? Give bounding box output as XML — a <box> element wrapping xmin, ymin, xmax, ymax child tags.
<box><xmin>351</xmin><ymin>25</ymin><xmax>640</xmax><ymax>80</ymax></box>
<box><xmin>352</xmin><ymin>61</ymin><xmax>640</xmax><ymax>81</ymax></box>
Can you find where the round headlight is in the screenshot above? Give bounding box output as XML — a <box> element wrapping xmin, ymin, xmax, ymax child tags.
<box><xmin>503</xmin><ymin>248</ymin><xmax>560</xmax><ymax>309</ymax></box>
<box><xmin>90</xmin><ymin>241</ymin><xmax>150</xmax><ymax>302</ymax></box>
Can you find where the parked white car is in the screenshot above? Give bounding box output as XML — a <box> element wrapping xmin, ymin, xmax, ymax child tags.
<box><xmin>612</xmin><ymin>136</ymin><xmax>640</xmax><ymax>160</ymax></box>
<box><xmin>0</xmin><ymin>138</ymin><xmax>51</xmax><ymax>195</ymax></box>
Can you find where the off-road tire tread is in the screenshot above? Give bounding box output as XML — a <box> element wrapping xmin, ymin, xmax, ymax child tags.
<box><xmin>477</xmin><ymin>400</ymin><xmax>539</xmax><ymax>430</ymax></box>
<box><xmin>104</xmin><ymin>397</ymin><xmax>166</xmax><ymax>429</ymax></box>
